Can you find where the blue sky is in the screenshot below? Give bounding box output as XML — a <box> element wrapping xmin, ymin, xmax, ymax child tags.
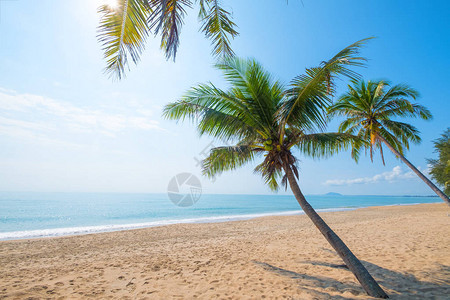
<box><xmin>0</xmin><ymin>0</ymin><xmax>448</xmax><ymax>195</ymax></box>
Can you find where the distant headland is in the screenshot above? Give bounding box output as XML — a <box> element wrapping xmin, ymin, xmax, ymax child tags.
<box><xmin>325</xmin><ymin>192</ymin><xmax>343</xmax><ymax>196</ymax></box>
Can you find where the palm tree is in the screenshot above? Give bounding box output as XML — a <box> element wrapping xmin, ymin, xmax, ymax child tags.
<box><xmin>328</xmin><ymin>80</ymin><xmax>450</xmax><ymax>205</ymax></box>
<box><xmin>163</xmin><ymin>39</ymin><xmax>388</xmax><ymax>298</ymax></box>
<box><xmin>427</xmin><ymin>128</ymin><xmax>450</xmax><ymax>196</ymax></box>
<box><xmin>97</xmin><ymin>0</ymin><xmax>239</xmax><ymax>79</ymax></box>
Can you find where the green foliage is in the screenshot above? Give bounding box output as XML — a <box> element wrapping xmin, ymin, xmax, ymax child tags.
<box><xmin>198</xmin><ymin>0</ymin><xmax>239</xmax><ymax>58</ymax></box>
<box><xmin>328</xmin><ymin>80</ymin><xmax>432</xmax><ymax>163</ymax></box>
<box><xmin>163</xmin><ymin>39</ymin><xmax>370</xmax><ymax>190</ymax></box>
<box><xmin>97</xmin><ymin>0</ymin><xmax>239</xmax><ymax>79</ymax></box>
<box><xmin>98</xmin><ymin>0</ymin><xmax>151</xmax><ymax>80</ymax></box>
<box><xmin>427</xmin><ymin>128</ymin><xmax>450</xmax><ymax>195</ymax></box>
<box><xmin>149</xmin><ymin>0</ymin><xmax>192</xmax><ymax>60</ymax></box>
<box><xmin>278</xmin><ymin>38</ymin><xmax>372</xmax><ymax>139</ymax></box>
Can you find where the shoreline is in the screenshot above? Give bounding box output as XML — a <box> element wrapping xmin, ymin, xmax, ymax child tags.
<box><xmin>0</xmin><ymin>203</ymin><xmax>448</xmax><ymax>299</ymax></box>
<box><xmin>0</xmin><ymin>201</ymin><xmax>442</xmax><ymax>242</ymax></box>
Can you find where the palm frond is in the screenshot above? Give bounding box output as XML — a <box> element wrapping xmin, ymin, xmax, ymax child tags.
<box><xmin>216</xmin><ymin>58</ymin><xmax>284</xmax><ymax>136</ymax></box>
<box><xmin>336</xmin><ymin>116</ymin><xmax>364</xmax><ymax>133</ymax></box>
<box><xmin>350</xmin><ymin>130</ymin><xmax>368</xmax><ymax>162</ymax></box>
<box><xmin>295</xmin><ymin>133</ymin><xmax>357</xmax><ymax>159</ymax></box>
<box><xmin>162</xmin><ymin>83</ymin><xmax>261</xmax><ymax>141</ymax></box>
<box><xmin>380</xmin><ymin>119</ymin><xmax>421</xmax><ymax>146</ymax></box>
<box><xmin>281</xmin><ymin>67</ymin><xmax>332</xmax><ymax>132</ymax></box>
<box><xmin>253</xmin><ymin>160</ymin><xmax>283</xmax><ymax>191</ymax></box>
<box><xmin>278</xmin><ymin>38</ymin><xmax>372</xmax><ymax>140</ymax></box>
<box><xmin>327</xmin><ymin>99</ymin><xmax>366</xmax><ymax>119</ymax></box>
<box><xmin>380</xmin><ymin>83</ymin><xmax>419</xmax><ymax>101</ymax></box>
<box><xmin>198</xmin><ymin>0</ymin><xmax>239</xmax><ymax>58</ymax></box>
<box><xmin>149</xmin><ymin>0</ymin><xmax>193</xmax><ymax>60</ymax></box>
<box><xmin>202</xmin><ymin>145</ymin><xmax>257</xmax><ymax>178</ymax></box>
<box><xmin>253</xmin><ymin>149</ymin><xmax>299</xmax><ymax>191</ymax></box>
<box><xmin>380</xmin><ymin>100</ymin><xmax>432</xmax><ymax>120</ymax></box>
<box><xmin>97</xmin><ymin>0</ymin><xmax>151</xmax><ymax>79</ymax></box>
<box><xmin>320</xmin><ymin>37</ymin><xmax>372</xmax><ymax>83</ymax></box>
<box><xmin>376</xmin><ymin>126</ymin><xmax>405</xmax><ymax>155</ymax></box>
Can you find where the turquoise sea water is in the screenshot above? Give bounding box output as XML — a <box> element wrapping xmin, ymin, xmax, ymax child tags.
<box><xmin>0</xmin><ymin>192</ymin><xmax>440</xmax><ymax>240</ymax></box>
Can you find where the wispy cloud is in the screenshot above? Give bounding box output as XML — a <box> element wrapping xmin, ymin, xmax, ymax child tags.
<box><xmin>323</xmin><ymin>166</ymin><xmax>423</xmax><ymax>186</ymax></box>
<box><xmin>0</xmin><ymin>88</ymin><xmax>162</xmax><ymax>143</ymax></box>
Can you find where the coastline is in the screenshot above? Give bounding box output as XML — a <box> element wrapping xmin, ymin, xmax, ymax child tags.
<box><xmin>0</xmin><ymin>203</ymin><xmax>448</xmax><ymax>299</ymax></box>
<box><xmin>0</xmin><ymin>201</ymin><xmax>442</xmax><ymax>241</ymax></box>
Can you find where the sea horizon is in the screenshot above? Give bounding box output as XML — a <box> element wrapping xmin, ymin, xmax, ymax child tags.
<box><xmin>0</xmin><ymin>192</ymin><xmax>440</xmax><ymax>241</ymax></box>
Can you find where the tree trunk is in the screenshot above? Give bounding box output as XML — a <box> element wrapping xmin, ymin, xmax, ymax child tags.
<box><xmin>376</xmin><ymin>134</ymin><xmax>450</xmax><ymax>206</ymax></box>
<box><xmin>283</xmin><ymin>165</ymin><xmax>389</xmax><ymax>298</ymax></box>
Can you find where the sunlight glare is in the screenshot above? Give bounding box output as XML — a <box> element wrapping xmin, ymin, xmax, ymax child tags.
<box><xmin>98</xmin><ymin>0</ymin><xmax>119</xmax><ymax>10</ymax></box>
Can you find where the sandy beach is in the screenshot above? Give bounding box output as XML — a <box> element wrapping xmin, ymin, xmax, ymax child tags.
<box><xmin>0</xmin><ymin>203</ymin><xmax>449</xmax><ymax>299</ymax></box>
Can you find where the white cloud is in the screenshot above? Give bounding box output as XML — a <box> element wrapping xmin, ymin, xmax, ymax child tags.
<box><xmin>323</xmin><ymin>166</ymin><xmax>420</xmax><ymax>186</ymax></box>
<box><xmin>0</xmin><ymin>123</ymin><xmax>87</xmax><ymax>149</ymax></box>
<box><xmin>0</xmin><ymin>88</ymin><xmax>162</xmax><ymax>142</ymax></box>
<box><xmin>0</xmin><ymin>116</ymin><xmax>54</xmax><ymax>131</ymax></box>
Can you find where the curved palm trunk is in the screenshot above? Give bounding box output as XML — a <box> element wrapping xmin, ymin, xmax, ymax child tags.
<box><xmin>376</xmin><ymin>134</ymin><xmax>450</xmax><ymax>206</ymax></box>
<box><xmin>283</xmin><ymin>165</ymin><xmax>388</xmax><ymax>298</ymax></box>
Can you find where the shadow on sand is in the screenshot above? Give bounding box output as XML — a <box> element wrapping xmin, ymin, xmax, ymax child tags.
<box><xmin>253</xmin><ymin>260</ymin><xmax>450</xmax><ymax>299</ymax></box>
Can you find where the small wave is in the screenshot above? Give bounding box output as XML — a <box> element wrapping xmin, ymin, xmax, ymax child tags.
<box><xmin>5</xmin><ymin>202</ymin><xmax>440</xmax><ymax>241</ymax></box>
<box><xmin>0</xmin><ymin>207</ymin><xmax>360</xmax><ymax>240</ymax></box>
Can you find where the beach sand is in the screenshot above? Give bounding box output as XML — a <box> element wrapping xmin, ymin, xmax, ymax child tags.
<box><xmin>0</xmin><ymin>203</ymin><xmax>449</xmax><ymax>299</ymax></box>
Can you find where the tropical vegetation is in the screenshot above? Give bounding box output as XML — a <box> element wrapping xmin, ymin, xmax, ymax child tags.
<box><xmin>97</xmin><ymin>0</ymin><xmax>240</xmax><ymax>79</ymax></box>
<box><xmin>328</xmin><ymin>80</ymin><xmax>449</xmax><ymax>205</ymax></box>
<box><xmin>163</xmin><ymin>39</ymin><xmax>389</xmax><ymax>298</ymax></box>
<box><xmin>427</xmin><ymin>128</ymin><xmax>450</xmax><ymax>196</ymax></box>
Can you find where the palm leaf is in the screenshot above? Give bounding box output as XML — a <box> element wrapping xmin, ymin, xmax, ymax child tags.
<box><xmin>202</xmin><ymin>145</ymin><xmax>257</xmax><ymax>178</ymax></box>
<box><xmin>278</xmin><ymin>38</ymin><xmax>372</xmax><ymax>141</ymax></box>
<box><xmin>149</xmin><ymin>0</ymin><xmax>193</xmax><ymax>60</ymax></box>
<box><xmin>97</xmin><ymin>0</ymin><xmax>151</xmax><ymax>79</ymax></box>
<box><xmin>380</xmin><ymin>119</ymin><xmax>421</xmax><ymax>146</ymax></box>
<box><xmin>253</xmin><ymin>159</ymin><xmax>283</xmax><ymax>191</ymax></box>
<box><xmin>216</xmin><ymin>58</ymin><xmax>284</xmax><ymax>136</ymax></box>
<box><xmin>198</xmin><ymin>0</ymin><xmax>239</xmax><ymax>58</ymax></box>
<box><xmin>295</xmin><ymin>133</ymin><xmax>357</xmax><ymax>159</ymax></box>
<box><xmin>162</xmin><ymin>82</ymin><xmax>261</xmax><ymax>141</ymax></box>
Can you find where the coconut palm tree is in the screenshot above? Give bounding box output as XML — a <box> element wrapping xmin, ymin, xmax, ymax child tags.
<box><xmin>427</xmin><ymin>128</ymin><xmax>450</xmax><ymax>196</ymax></box>
<box><xmin>328</xmin><ymin>80</ymin><xmax>449</xmax><ymax>205</ymax></box>
<box><xmin>97</xmin><ymin>0</ymin><xmax>240</xmax><ymax>79</ymax></box>
<box><xmin>163</xmin><ymin>39</ymin><xmax>388</xmax><ymax>298</ymax></box>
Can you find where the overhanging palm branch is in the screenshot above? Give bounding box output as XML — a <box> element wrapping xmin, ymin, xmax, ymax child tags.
<box><xmin>98</xmin><ymin>0</ymin><xmax>151</xmax><ymax>79</ymax></box>
<box><xmin>198</xmin><ymin>0</ymin><xmax>239</xmax><ymax>58</ymax></box>
<box><xmin>148</xmin><ymin>0</ymin><xmax>192</xmax><ymax>60</ymax></box>
<box><xmin>97</xmin><ymin>0</ymin><xmax>239</xmax><ymax>79</ymax></box>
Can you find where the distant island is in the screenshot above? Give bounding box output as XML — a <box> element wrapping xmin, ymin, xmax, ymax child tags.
<box><xmin>325</xmin><ymin>192</ymin><xmax>343</xmax><ymax>196</ymax></box>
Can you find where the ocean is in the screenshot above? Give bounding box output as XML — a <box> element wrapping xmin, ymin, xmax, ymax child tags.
<box><xmin>0</xmin><ymin>192</ymin><xmax>440</xmax><ymax>240</ymax></box>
